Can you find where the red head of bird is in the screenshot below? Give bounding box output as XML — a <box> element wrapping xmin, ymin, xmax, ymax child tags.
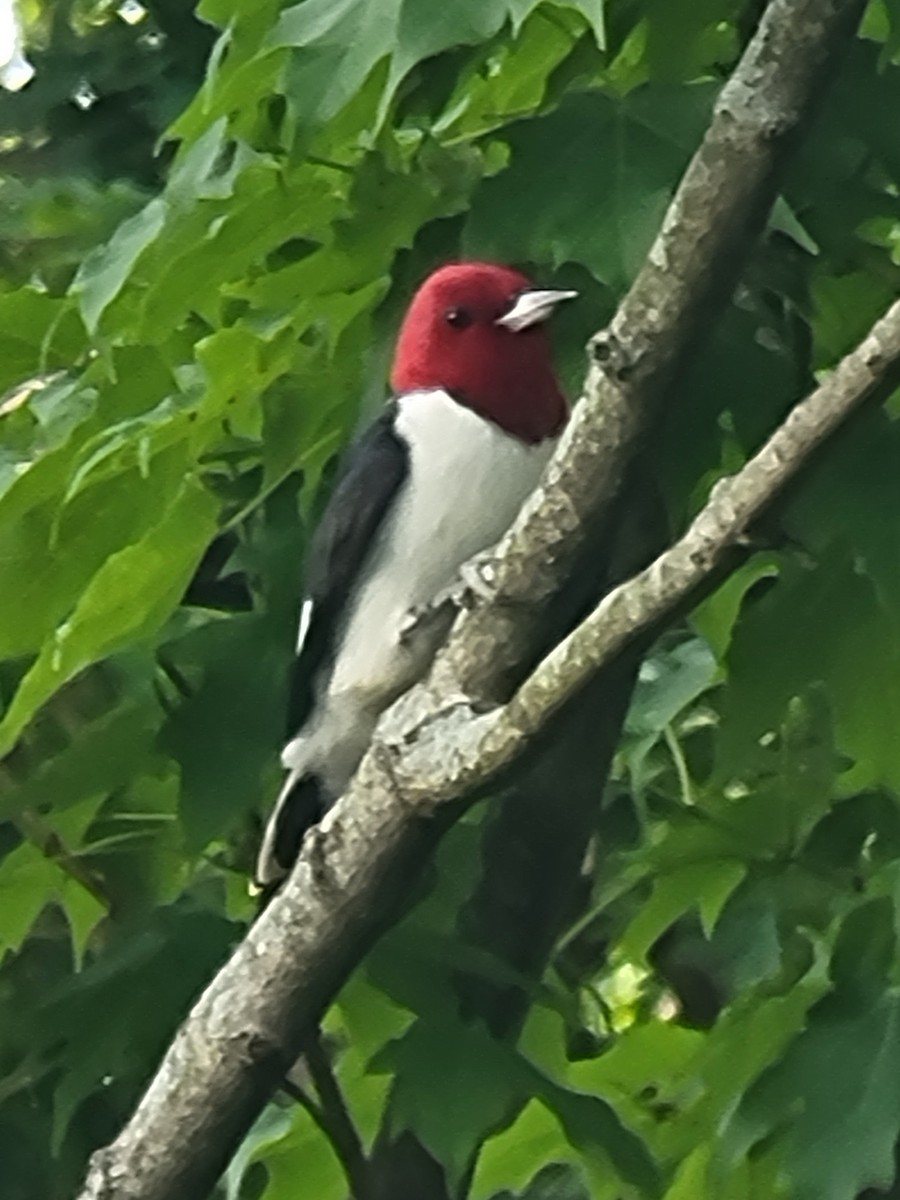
<box><xmin>390</xmin><ymin>261</ymin><xmax>575</xmax><ymax>444</ymax></box>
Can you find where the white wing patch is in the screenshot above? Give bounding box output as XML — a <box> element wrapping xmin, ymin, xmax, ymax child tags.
<box><xmin>296</xmin><ymin>598</ymin><xmax>314</xmax><ymax>652</ymax></box>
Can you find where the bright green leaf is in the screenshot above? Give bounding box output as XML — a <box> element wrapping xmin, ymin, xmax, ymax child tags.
<box><xmin>0</xmin><ymin>481</ymin><xmax>218</xmax><ymax>756</ymax></box>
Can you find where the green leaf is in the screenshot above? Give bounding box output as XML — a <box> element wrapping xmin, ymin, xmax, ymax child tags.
<box><xmin>384</xmin><ymin>1017</ymin><xmax>531</xmax><ymax>1187</ymax></box>
<box><xmin>471</xmin><ymin>1099</ymin><xmax>587</xmax><ymax>1200</ymax></box>
<box><xmin>489</xmin><ymin>1019</ymin><xmax>661</xmax><ymax>1196</ymax></box>
<box><xmin>622</xmin><ymin>637</ymin><xmax>720</xmax><ymax>796</ymax></box>
<box><xmin>465</xmin><ymin>85</ymin><xmax>714</xmax><ymax>291</ymax></box>
<box><xmin>691</xmin><ymin>555</ymin><xmax>780</xmax><ymax>661</ymax></box>
<box><xmin>769</xmin><ymin>195</ymin><xmax>819</xmax><ymax>256</ymax></box>
<box><xmin>721</xmin><ymin>994</ymin><xmax>900</xmax><ymax>1200</ymax></box>
<box><xmin>224</xmin><ymin>1104</ymin><xmax>294</xmax><ymax>1200</ymax></box>
<box><xmin>334</xmin><ymin>970</ymin><xmax>414</xmax><ymax>1064</ymax></box>
<box><xmin>775</xmin><ymin>689</ymin><xmax>839</xmax><ymax>848</ymax></box>
<box><xmin>569</xmin><ymin>0</ymin><xmax>605</xmax><ymax>48</ymax></box>
<box><xmin>0</xmin><ymin>807</ymin><xmax>105</xmax><ymax>968</ymax></box>
<box><xmin>887</xmin><ymin>0</ymin><xmax>900</xmax><ymax>53</ymax></box>
<box><xmin>0</xmin><ymin>290</ymin><xmax>85</xmax><ymax>395</ymax></box>
<box><xmin>45</xmin><ymin>903</ymin><xmax>239</xmax><ymax>1155</ymax></box>
<box><xmin>260</xmin><ymin>1130</ymin><xmax>346</xmax><ymax>1200</ymax></box>
<box><xmin>785</xmin><ymin>410</ymin><xmax>900</xmax><ymax>620</ymax></box>
<box><xmin>538</xmin><ymin>1077</ymin><xmax>661</xmax><ymax>1197</ymax></box>
<box><xmin>60</xmin><ymin>881</ymin><xmax>107</xmax><ymax>971</ymax></box>
<box><xmin>161</xmin><ymin>616</ymin><xmax>288</xmax><ymax>849</ymax></box>
<box><xmin>0</xmin><ymin>367</ymin><xmax>190</xmax><ymax>662</ymax></box>
<box><xmin>1</xmin><ymin>692</ymin><xmax>159</xmax><ymax>823</ymax></box>
<box><xmin>704</xmin><ymin>881</ymin><xmax>783</xmax><ymax>994</ymax></box>
<box><xmin>643</xmin><ymin>0</ymin><xmax>736</xmax><ymax>84</ymax></box>
<box><xmin>432</xmin><ymin>6</ymin><xmax>583</xmax><ymax>143</ymax></box>
<box><xmin>568</xmin><ymin>1019</ymin><xmax>703</xmax><ymax>1127</ymax></box>
<box><xmin>829</xmin><ymin>897</ymin><xmax>896</xmax><ymax>1004</ymax></box>
<box><xmin>271</xmin><ymin>0</ymin><xmax>549</xmax><ymax>129</ymax></box>
<box><xmin>663</xmin><ymin>1146</ymin><xmax>712</xmax><ymax>1200</ymax></box>
<box><xmin>72</xmin><ymin>198</ymin><xmax>168</xmax><ymax>334</ymax></box>
<box><xmin>0</xmin><ymin>480</ymin><xmax>218</xmax><ymax>756</ymax></box>
<box><xmin>626</xmin><ymin>638</ymin><xmax>719</xmax><ymax>740</ymax></box>
<box><xmin>810</xmin><ymin>269</ymin><xmax>898</xmax><ymax>367</ymax></box>
<box><xmin>618</xmin><ymin>860</ymin><xmax>747</xmax><ymax>963</ymax></box>
<box><xmin>682</xmin><ymin>951</ymin><xmax>831</xmax><ymax>1161</ymax></box>
<box><xmin>0</xmin><ymin>844</ymin><xmax>62</xmax><ymax>957</ymax></box>
<box><xmin>93</xmin><ymin>771</ymin><xmax>187</xmax><ymax>911</ymax></box>
<box><xmin>718</xmin><ymin>553</ymin><xmax>900</xmax><ymax>798</ymax></box>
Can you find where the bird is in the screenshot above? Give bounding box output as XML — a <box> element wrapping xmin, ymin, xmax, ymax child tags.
<box><xmin>254</xmin><ymin>261</ymin><xmax>576</xmax><ymax>889</ymax></box>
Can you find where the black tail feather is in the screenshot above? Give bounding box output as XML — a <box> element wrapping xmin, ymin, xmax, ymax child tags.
<box><xmin>273</xmin><ymin>774</ymin><xmax>325</xmax><ymax>875</ymax></box>
<box><xmin>254</xmin><ymin>772</ymin><xmax>327</xmax><ymax>904</ymax></box>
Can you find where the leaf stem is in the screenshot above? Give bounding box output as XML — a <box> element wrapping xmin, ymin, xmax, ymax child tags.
<box><xmin>663</xmin><ymin>724</ymin><xmax>694</xmax><ymax>806</ymax></box>
<box><xmin>17</xmin><ymin>810</ymin><xmax>109</xmax><ymax>907</ymax></box>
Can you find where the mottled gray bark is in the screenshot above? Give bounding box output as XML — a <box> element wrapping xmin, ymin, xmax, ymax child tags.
<box><xmin>77</xmin><ymin>2</ymin><xmax>873</xmax><ymax>1198</ymax></box>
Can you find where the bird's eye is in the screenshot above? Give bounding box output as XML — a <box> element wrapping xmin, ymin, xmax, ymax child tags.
<box><xmin>445</xmin><ymin>307</ymin><xmax>472</xmax><ymax>330</ymax></box>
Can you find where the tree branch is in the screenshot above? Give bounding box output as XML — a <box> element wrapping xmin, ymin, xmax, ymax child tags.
<box><xmin>505</xmin><ymin>297</ymin><xmax>900</xmax><ymax>737</ymax></box>
<box><xmin>76</xmin><ymin>2</ymin><xmax>872</xmax><ymax>1197</ymax></box>
<box><xmin>433</xmin><ymin>0</ymin><xmax>867</xmax><ymax>707</ymax></box>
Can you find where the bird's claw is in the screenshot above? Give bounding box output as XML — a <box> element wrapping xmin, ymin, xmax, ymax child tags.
<box><xmin>398</xmin><ymin>553</ymin><xmax>499</xmax><ymax>647</ymax></box>
<box><xmin>398</xmin><ymin>590</ymin><xmax>457</xmax><ymax>646</ymax></box>
<box><xmin>458</xmin><ymin>552</ymin><xmax>498</xmax><ymax>605</ymax></box>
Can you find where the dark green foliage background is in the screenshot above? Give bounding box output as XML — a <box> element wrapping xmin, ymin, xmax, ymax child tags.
<box><xmin>2</xmin><ymin>1</ymin><xmax>900</xmax><ymax>1197</ymax></box>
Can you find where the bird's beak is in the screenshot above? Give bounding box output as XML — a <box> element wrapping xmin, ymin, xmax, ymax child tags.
<box><xmin>496</xmin><ymin>288</ymin><xmax>578</xmax><ymax>332</ymax></box>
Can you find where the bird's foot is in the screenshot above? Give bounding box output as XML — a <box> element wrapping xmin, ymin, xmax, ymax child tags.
<box><xmin>458</xmin><ymin>550</ymin><xmax>499</xmax><ymax>605</ymax></box>
<box><xmin>398</xmin><ymin>588</ymin><xmax>457</xmax><ymax>647</ymax></box>
<box><xmin>398</xmin><ymin>552</ymin><xmax>500</xmax><ymax>648</ymax></box>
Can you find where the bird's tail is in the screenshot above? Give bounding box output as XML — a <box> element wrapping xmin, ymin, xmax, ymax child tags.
<box><xmin>254</xmin><ymin>770</ymin><xmax>326</xmax><ymax>892</ymax></box>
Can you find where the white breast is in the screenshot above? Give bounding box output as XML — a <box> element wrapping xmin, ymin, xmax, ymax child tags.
<box><xmin>326</xmin><ymin>388</ymin><xmax>553</xmax><ymax>711</ymax></box>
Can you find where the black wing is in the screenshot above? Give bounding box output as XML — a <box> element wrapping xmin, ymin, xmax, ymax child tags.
<box><xmin>285</xmin><ymin>404</ymin><xmax>409</xmax><ymax>736</ymax></box>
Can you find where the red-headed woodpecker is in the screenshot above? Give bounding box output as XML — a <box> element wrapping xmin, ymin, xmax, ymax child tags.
<box><xmin>254</xmin><ymin>262</ymin><xmax>575</xmax><ymax>888</ymax></box>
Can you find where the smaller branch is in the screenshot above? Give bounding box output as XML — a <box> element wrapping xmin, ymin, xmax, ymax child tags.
<box><xmin>305</xmin><ymin>1032</ymin><xmax>370</xmax><ymax>1200</ymax></box>
<box><xmin>280</xmin><ymin>1077</ymin><xmax>326</xmax><ymax>1130</ymax></box>
<box><xmin>502</xmin><ymin>297</ymin><xmax>900</xmax><ymax>742</ymax></box>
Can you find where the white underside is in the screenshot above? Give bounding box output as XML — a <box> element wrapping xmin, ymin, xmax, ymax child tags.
<box><xmin>282</xmin><ymin>388</ymin><xmax>555</xmax><ymax>796</ymax></box>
